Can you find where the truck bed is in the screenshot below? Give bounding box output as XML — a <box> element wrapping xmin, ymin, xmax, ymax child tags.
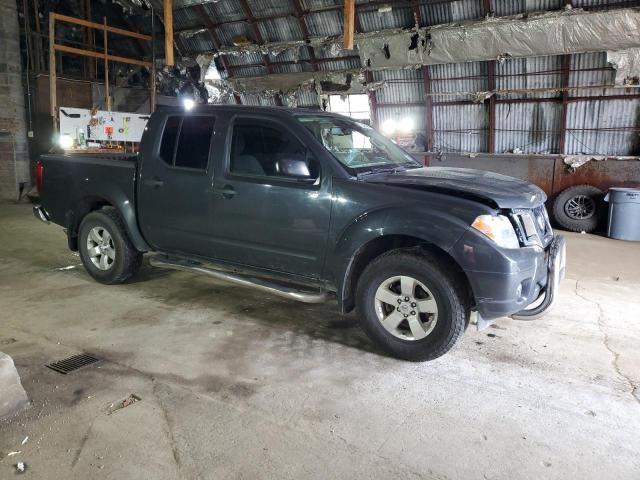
<box><xmin>39</xmin><ymin>153</ymin><xmax>138</xmax><ymax>232</ymax></box>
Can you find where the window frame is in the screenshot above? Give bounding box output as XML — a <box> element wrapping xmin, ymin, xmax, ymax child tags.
<box><xmin>224</xmin><ymin>114</ymin><xmax>322</xmax><ymax>189</ymax></box>
<box><xmin>157</xmin><ymin>114</ymin><xmax>217</xmax><ymax>174</ymax></box>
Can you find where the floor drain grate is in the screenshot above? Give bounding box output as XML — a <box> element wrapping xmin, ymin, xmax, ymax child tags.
<box><xmin>45</xmin><ymin>353</ymin><xmax>101</xmax><ymax>374</ymax></box>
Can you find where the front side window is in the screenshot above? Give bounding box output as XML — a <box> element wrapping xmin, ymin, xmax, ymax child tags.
<box><xmin>229</xmin><ymin>120</ymin><xmax>319</xmax><ymax>181</ymax></box>
<box><xmin>296</xmin><ymin>115</ymin><xmax>420</xmax><ymax>174</ymax></box>
<box><xmin>158</xmin><ymin>115</ymin><xmax>215</xmax><ymax>170</ymax></box>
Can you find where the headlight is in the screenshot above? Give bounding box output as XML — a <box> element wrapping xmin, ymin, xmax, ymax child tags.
<box><xmin>471</xmin><ymin>215</ymin><xmax>520</xmax><ymax>249</ymax></box>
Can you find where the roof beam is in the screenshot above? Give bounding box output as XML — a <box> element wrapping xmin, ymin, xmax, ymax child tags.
<box><xmin>163</xmin><ymin>0</ymin><xmax>174</xmax><ymax>65</ymax></box>
<box><xmin>202</xmin><ymin>8</ymin><xmax>640</xmax><ymax>71</ymax></box>
<box><xmin>173</xmin><ymin>0</ymin><xmax>458</xmax><ymax>33</ymax></box>
<box><xmin>343</xmin><ymin>0</ymin><xmax>355</xmax><ymax>50</ymax></box>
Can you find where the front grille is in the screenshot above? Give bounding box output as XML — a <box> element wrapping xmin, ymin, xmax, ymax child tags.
<box><xmin>511</xmin><ymin>206</ymin><xmax>553</xmax><ymax>247</ymax></box>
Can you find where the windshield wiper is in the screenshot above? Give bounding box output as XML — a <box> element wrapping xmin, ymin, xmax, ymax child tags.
<box><xmin>356</xmin><ymin>166</ymin><xmax>409</xmax><ymax>179</ymax></box>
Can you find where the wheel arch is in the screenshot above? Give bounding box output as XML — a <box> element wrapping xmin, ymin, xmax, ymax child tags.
<box><xmin>68</xmin><ymin>195</ymin><xmax>149</xmax><ymax>252</ymax></box>
<box><xmin>337</xmin><ymin>234</ymin><xmax>474</xmax><ymax>314</ymax></box>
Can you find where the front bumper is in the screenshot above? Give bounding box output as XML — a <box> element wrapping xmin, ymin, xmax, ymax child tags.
<box><xmin>510</xmin><ymin>235</ymin><xmax>566</xmax><ymax>320</ymax></box>
<box><xmin>451</xmin><ymin>230</ymin><xmax>566</xmax><ymax>327</ymax></box>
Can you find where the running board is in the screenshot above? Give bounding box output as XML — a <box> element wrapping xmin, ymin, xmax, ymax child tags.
<box><xmin>149</xmin><ymin>256</ymin><xmax>330</xmax><ymax>304</ymax></box>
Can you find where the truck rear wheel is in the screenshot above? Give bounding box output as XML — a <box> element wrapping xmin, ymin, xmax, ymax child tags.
<box><xmin>355</xmin><ymin>250</ymin><xmax>469</xmax><ymax>362</ymax></box>
<box><xmin>552</xmin><ymin>185</ymin><xmax>604</xmax><ymax>233</ymax></box>
<box><xmin>78</xmin><ymin>208</ymin><xmax>142</xmax><ymax>284</ymax></box>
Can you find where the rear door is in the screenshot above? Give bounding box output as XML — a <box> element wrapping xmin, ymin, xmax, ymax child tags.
<box><xmin>209</xmin><ymin>115</ymin><xmax>333</xmax><ymax>279</ymax></box>
<box><xmin>138</xmin><ymin>112</ymin><xmax>217</xmax><ymax>256</ymax></box>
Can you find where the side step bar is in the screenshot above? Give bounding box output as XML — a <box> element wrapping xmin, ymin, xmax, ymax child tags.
<box><xmin>149</xmin><ymin>256</ymin><xmax>330</xmax><ymax>304</ymax></box>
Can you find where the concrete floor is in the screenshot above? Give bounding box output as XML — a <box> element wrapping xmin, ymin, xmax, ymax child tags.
<box><xmin>0</xmin><ymin>201</ymin><xmax>639</xmax><ymax>480</ymax></box>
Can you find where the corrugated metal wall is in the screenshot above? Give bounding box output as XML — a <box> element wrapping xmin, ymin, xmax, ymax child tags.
<box><xmin>174</xmin><ymin>0</ymin><xmax>640</xmax><ymax>156</ymax></box>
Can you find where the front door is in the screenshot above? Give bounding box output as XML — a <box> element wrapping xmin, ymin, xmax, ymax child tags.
<box><xmin>138</xmin><ymin>113</ymin><xmax>217</xmax><ymax>256</ymax></box>
<box><xmin>209</xmin><ymin>116</ymin><xmax>332</xmax><ymax>279</ymax></box>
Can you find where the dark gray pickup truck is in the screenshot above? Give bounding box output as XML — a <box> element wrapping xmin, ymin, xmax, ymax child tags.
<box><xmin>34</xmin><ymin>106</ymin><xmax>566</xmax><ymax>361</ymax></box>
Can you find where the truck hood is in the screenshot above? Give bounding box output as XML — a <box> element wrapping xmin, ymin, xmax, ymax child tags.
<box><xmin>363</xmin><ymin>167</ymin><xmax>546</xmax><ymax>209</ymax></box>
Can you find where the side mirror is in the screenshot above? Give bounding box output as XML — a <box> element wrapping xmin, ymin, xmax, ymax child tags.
<box><xmin>278</xmin><ymin>155</ymin><xmax>315</xmax><ymax>180</ymax></box>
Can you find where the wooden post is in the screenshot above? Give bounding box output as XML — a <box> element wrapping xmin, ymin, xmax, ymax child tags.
<box><xmin>49</xmin><ymin>13</ymin><xmax>57</xmax><ymax>132</ymax></box>
<box><xmin>86</xmin><ymin>0</ymin><xmax>96</xmax><ymax>80</ymax></box>
<box><xmin>343</xmin><ymin>0</ymin><xmax>355</xmax><ymax>50</ymax></box>
<box><xmin>164</xmin><ymin>0</ymin><xmax>174</xmax><ymax>66</ymax></box>
<box><xmin>103</xmin><ymin>17</ymin><xmax>111</xmax><ymax>111</ymax></box>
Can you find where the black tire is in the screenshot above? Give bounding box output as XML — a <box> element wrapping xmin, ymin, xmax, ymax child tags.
<box><xmin>78</xmin><ymin>207</ymin><xmax>142</xmax><ymax>284</ymax></box>
<box><xmin>355</xmin><ymin>250</ymin><xmax>469</xmax><ymax>362</ymax></box>
<box><xmin>552</xmin><ymin>185</ymin><xmax>604</xmax><ymax>233</ymax></box>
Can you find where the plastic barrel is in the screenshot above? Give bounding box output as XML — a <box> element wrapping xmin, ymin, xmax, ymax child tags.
<box><xmin>604</xmin><ymin>188</ymin><xmax>640</xmax><ymax>241</ymax></box>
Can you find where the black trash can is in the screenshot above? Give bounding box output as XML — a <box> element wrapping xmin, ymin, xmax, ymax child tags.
<box><xmin>604</xmin><ymin>188</ymin><xmax>640</xmax><ymax>241</ymax></box>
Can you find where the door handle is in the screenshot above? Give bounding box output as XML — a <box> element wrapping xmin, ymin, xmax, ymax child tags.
<box><xmin>144</xmin><ymin>177</ymin><xmax>164</xmax><ymax>189</ymax></box>
<box><xmin>215</xmin><ymin>184</ymin><xmax>236</xmax><ymax>199</ymax></box>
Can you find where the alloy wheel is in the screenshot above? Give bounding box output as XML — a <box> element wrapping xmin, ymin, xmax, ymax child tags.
<box><xmin>86</xmin><ymin>227</ymin><xmax>116</xmax><ymax>271</ymax></box>
<box><xmin>374</xmin><ymin>275</ymin><xmax>438</xmax><ymax>341</ymax></box>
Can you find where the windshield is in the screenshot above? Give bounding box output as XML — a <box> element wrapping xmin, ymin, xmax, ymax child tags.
<box><xmin>296</xmin><ymin>114</ymin><xmax>421</xmax><ymax>173</ymax></box>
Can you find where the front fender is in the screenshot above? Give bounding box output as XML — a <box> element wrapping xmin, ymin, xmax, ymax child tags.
<box><xmin>329</xmin><ymin>206</ymin><xmax>472</xmax><ymax>312</ymax></box>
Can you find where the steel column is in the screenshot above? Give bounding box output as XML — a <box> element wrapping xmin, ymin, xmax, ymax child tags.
<box><xmin>558</xmin><ymin>54</ymin><xmax>571</xmax><ymax>155</ymax></box>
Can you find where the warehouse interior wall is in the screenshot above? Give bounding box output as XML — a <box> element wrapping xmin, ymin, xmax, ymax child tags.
<box><xmin>0</xmin><ymin>0</ymin><xmax>29</xmax><ymax>200</ymax></box>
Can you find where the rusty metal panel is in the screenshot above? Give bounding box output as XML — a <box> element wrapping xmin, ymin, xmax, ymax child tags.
<box><xmin>425</xmin><ymin>153</ymin><xmax>640</xmax><ymax>198</ymax></box>
<box><xmin>430</xmin><ymin>153</ymin><xmax>556</xmax><ymax>195</ymax></box>
<box><xmin>554</xmin><ymin>158</ymin><xmax>640</xmax><ymax>193</ymax></box>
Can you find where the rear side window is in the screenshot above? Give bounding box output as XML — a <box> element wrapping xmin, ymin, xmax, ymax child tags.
<box><xmin>158</xmin><ymin>115</ymin><xmax>215</xmax><ymax>170</ymax></box>
<box><xmin>175</xmin><ymin>116</ymin><xmax>216</xmax><ymax>170</ymax></box>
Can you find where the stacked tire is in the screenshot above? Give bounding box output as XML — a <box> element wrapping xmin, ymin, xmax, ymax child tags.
<box><xmin>551</xmin><ymin>185</ymin><xmax>604</xmax><ymax>233</ymax></box>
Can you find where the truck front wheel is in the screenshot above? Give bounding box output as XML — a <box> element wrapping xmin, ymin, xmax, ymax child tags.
<box><xmin>78</xmin><ymin>208</ymin><xmax>142</xmax><ymax>284</ymax></box>
<box><xmin>355</xmin><ymin>250</ymin><xmax>469</xmax><ymax>361</ymax></box>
